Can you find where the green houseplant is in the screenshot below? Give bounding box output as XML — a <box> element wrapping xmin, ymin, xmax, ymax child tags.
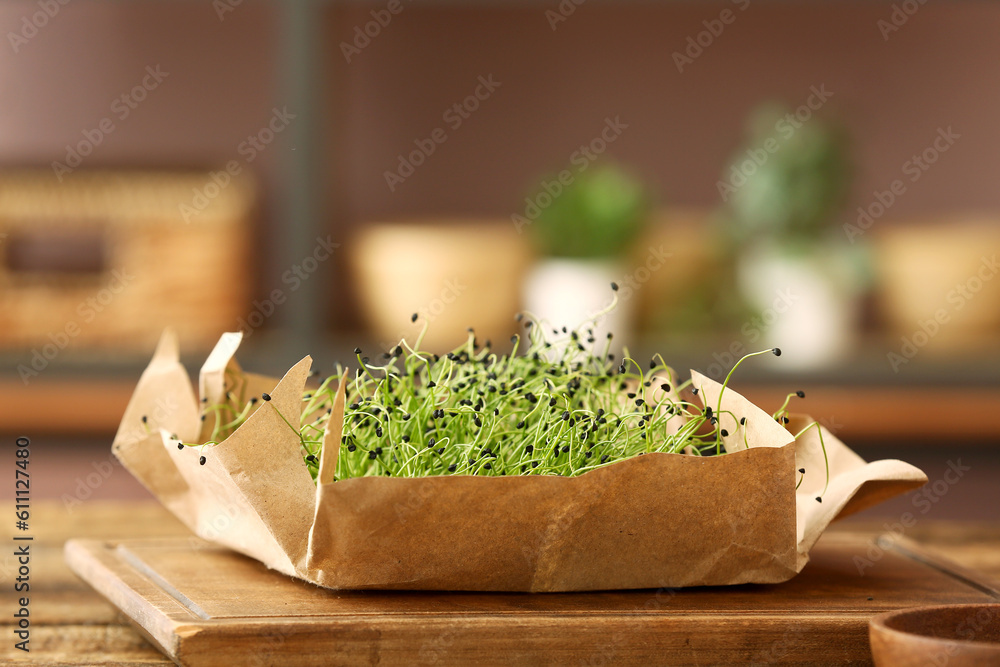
<box><xmin>529</xmin><ymin>163</ymin><xmax>647</xmax><ymax>258</ymax></box>
<box><xmin>721</xmin><ymin>103</ymin><xmax>850</xmax><ymax>247</ymax></box>
<box><xmin>521</xmin><ymin>162</ymin><xmax>649</xmax><ymax>345</ymax></box>
<box><xmin>719</xmin><ymin>103</ymin><xmax>865</xmax><ymax>369</ymax></box>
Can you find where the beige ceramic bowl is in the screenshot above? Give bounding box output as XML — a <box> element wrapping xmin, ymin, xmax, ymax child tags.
<box><xmin>869</xmin><ymin>604</ymin><xmax>1000</xmax><ymax>667</ymax></box>
<box><xmin>874</xmin><ymin>220</ymin><xmax>1000</xmax><ymax>350</ymax></box>
<box><xmin>351</xmin><ymin>220</ymin><xmax>531</xmax><ymax>352</ymax></box>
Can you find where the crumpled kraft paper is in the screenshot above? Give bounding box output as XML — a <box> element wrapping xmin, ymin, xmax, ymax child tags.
<box><xmin>112</xmin><ymin>331</ymin><xmax>928</xmax><ymax>592</ymax></box>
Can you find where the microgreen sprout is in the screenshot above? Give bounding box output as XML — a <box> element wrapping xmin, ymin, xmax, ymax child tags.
<box><xmin>791</xmin><ymin>421</ymin><xmax>831</xmax><ymax>502</ymax></box>
<box><xmin>189</xmin><ymin>287</ymin><xmax>826</xmax><ymax>493</ymax></box>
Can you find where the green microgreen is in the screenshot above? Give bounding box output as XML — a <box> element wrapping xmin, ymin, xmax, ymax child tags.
<box><xmin>178</xmin><ymin>286</ymin><xmax>830</xmax><ymax>499</ymax></box>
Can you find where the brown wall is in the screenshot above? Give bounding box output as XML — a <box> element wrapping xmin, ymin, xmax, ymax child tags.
<box><xmin>4</xmin><ymin>1</ymin><xmax>998</xmax><ymax>224</ymax></box>
<box><xmin>0</xmin><ymin>1</ymin><xmax>278</xmax><ymax>169</ymax></box>
<box><xmin>333</xmin><ymin>2</ymin><xmax>1000</xmax><ymax>224</ymax></box>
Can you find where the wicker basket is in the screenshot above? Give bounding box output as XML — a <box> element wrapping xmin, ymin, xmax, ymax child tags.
<box><xmin>0</xmin><ymin>170</ymin><xmax>254</xmax><ymax>351</ymax></box>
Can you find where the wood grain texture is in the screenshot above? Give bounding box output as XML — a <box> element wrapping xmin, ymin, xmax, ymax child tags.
<box><xmin>5</xmin><ymin>502</ymin><xmax>999</xmax><ymax>666</ymax></box>
<box><xmin>1</xmin><ymin>503</ymin><xmax>188</xmax><ymax>665</ymax></box>
<box><xmin>65</xmin><ymin>531</ymin><xmax>1000</xmax><ymax>666</ymax></box>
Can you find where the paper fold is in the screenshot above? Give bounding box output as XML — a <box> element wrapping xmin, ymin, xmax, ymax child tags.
<box><xmin>688</xmin><ymin>373</ymin><xmax>927</xmax><ymax>569</ymax></box>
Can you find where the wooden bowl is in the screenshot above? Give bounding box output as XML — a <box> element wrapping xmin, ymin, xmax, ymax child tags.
<box><xmin>874</xmin><ymin>220</ymin><xmax>1000</xmax><ymax>350</ymax></box>
<box><xmin>870</xmin><ymin>604</ymin><xmax>1000</xmax><ymax>666</ymax></box>
<box><xmin>350</xmin><ymin>220</ymin><xmax>531</xmax><ymax>352</ymax></box>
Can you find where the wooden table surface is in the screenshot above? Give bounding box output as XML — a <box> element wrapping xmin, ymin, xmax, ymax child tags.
<box><xmin>5</xmin><ymin>501</ymin><xmax>1000</xmax><ymax>666</ymax></box>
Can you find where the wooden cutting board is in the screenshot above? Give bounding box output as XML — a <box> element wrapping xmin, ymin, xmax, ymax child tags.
<box><xmin>65</xmin><ymin>531</ymin><xmax>1000</xmax><ymax>667</ymax></box>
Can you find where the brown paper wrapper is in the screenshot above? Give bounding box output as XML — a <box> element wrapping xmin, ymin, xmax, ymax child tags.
<box><xmin>112</xmin><ymin>331</ymin><xmax>927</xmax><ymax>591</ymax></box>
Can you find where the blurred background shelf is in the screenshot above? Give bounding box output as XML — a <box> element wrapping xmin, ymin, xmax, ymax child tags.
<box><xmin>8</xmin><ymin>374</ymin><xmax>999</xmax><ymax>443</ymax></box>
<box><xmin>6</xmin><ymin>332</ymin><xmax>999</xmax><ymax>442</ymax></box>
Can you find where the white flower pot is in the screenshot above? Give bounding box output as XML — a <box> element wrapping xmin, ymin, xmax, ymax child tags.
<box><xmin>522</xmin><ymin>258</ymin><xmax>634</xmax><ymax>350</ymax></box>
<box><xmin>736</xmin><ymin>243</ymin><xmax>863</xmax><ymax>371</ymax></box>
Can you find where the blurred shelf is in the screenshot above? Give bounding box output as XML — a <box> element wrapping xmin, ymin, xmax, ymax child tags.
<box><xmin>0</xmin><ymin>378</ymin><xmax>136</xmax><ymax>437</ymax></box>
<box><xmin>738</xmin><ymin>385</ymin><xmax>1000</xmax><ymax>444</ymax></box>
<box><xmin>3</xmin><ymin>364</ymin><xmax>999</xmax><ymax>444</ymax></box>
<box><xmin>642</xmin><ymin>343</ymin><xmax>1000</xmax><ymax>389</ymax></box>
<box><xmin>6</xmin><ymin>331</ymin><xmax>995</xmax><ymax>385</ymax></box>
<box><xmin>3</xmin><ymin>328</ymin><xmax>997</xmax><ymax>440</ymax></box>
